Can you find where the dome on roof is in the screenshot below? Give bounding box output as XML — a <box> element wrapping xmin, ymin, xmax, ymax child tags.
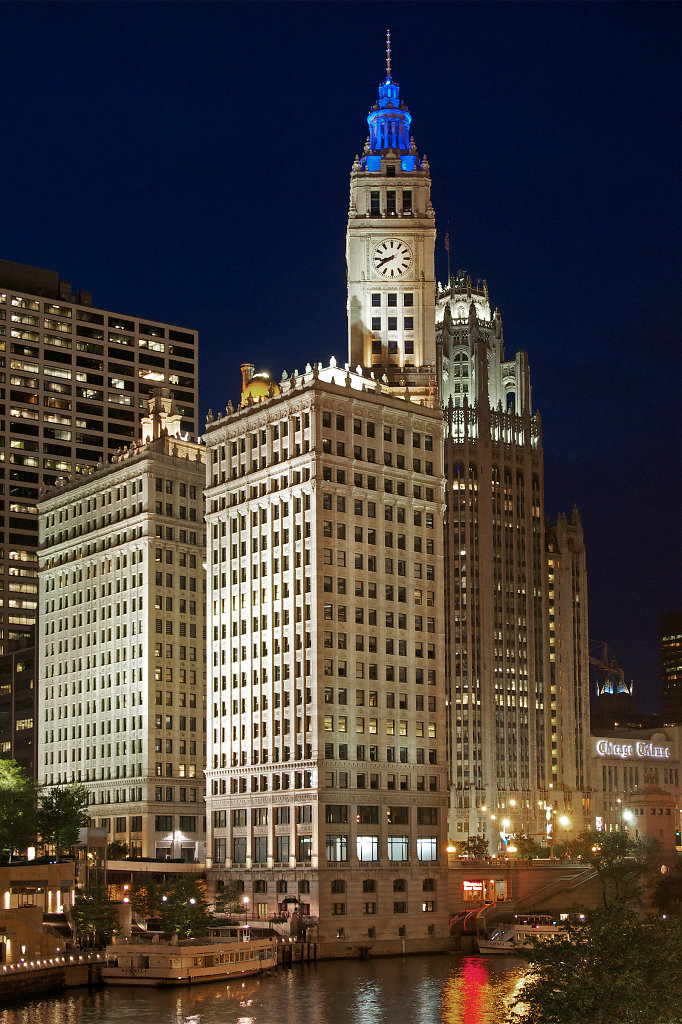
<box><xmin>240</xmin><ymin>370</ymin><xmax>279</xmax><ymax>407</ymax></box>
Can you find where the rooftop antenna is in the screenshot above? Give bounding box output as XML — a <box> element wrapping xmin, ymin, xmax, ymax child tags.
<box><xmin>386</xmin><ymin>28</ymin><xmax>392</xmax><ymax>81</ymax></box>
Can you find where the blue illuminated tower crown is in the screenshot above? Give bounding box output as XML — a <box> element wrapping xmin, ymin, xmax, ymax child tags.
<box><xmin>362</xmin><ymin>31</ymin><xmax>417</xmax><ymax>170</ymax></box>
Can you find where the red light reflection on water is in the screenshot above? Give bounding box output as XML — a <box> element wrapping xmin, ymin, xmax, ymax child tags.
<box><xmin>442</xmin><ymin>956</ymin><xmax>492</xmax><ymax>1024</ymax></box>
<box><xmin>461</xmin><ymin>957</ymin><xmax>488</xmax><ymax>1024</ymax></box>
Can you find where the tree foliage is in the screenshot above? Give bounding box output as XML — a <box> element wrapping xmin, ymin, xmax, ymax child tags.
<box><xmin>508</xmin><ymin>907</ymin><xmax>682</xmax><ymax>1024</ymax></box>
<box><xmin>37</xmin><ymin>784</ymin><xmax>90</xmax><ymax>859</ymax></box>
<box><xmin>465</xmin><ymin>834</ymin><xmax>489</xmax><ymax>859</ymax></box>
<box><xmin>106</xmin><ymin>839</ymin><xmax>129</xmax><ymax>860</ymax></box>
<box><xmin>572</xmin><ymin>829</ymin><xmax>657</xmax><ymax>909</ymax></box>
<box><xmin>0</xmin><ymin>759</ymin><xmax>38</xmax><ymax>860</ymax></box>
<box><xmin>652</xmin><ymin>861</ymin><xmax>682</xmax><ymax>917</ymax></box>
<box><xmin>71</xmin><ymin>880</ymin><xmax>119</xmax><ymax>948</ymax></box>
<box><xmin>514</xmin><ymin>834</ymin><xmax>548</xmax><ymax>859</ymax></box>
<box><xmin>160</xmin><ymin>874</ymin><xmax>213</xmax><ymax>938</ymax></box>
<box><xmin>214</xmin><ymin>879</ymin><xmax>245</xmax><ymax>915</ymax></box>
<box><xmin>129</xmin><ymin>875</ymin><xmax>164</xmax><ymax>918</ymax></box>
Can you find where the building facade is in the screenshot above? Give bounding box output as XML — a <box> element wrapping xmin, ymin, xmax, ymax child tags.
<box><xmin>346</xmin><ymin>56</ymin><xmax>591</xmax><ymax>848</ymax></box>
<box><xmin>0</xmin><ymin>258</ymin><xmax>198</xmax><ymax>657</ymax></box>
<box><xmin>589</xmin><ymin>726</ymin><xmax>681</xmax><ymax>849</ymax></box>
<box><xmin>204</xmin><ymin>364</ymin><xmax>451</xmax><ymax>952</ymax></box>
<box><xmin>545</xmin><ymin>510</ymin><xmax>591</xmax><ymax>824</ymax></box>
<box><xmin>661</xmin><ymin>611</ymin><xmax>682</xmax><ymax>723</ymax></box>
<box><xmin>37</xmin><ymin>396</ymin><xmax>206</xmax><ymax>860</ymax></box>
<box><xmin>0</xmin><ymin>630</ymin><xmax>36</xmax><ymax>775</ymax></box>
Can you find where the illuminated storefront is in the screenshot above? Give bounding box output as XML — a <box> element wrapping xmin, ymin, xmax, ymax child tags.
<box><xmin>462</xmin><ymin>878</ymin><xmax>506</xmax><ymax>902</ymax></box>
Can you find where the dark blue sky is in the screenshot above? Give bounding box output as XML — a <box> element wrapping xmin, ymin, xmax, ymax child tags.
<box><xmin>3</xmin><ymin>2</ymin><xmax>680</xmax><ymax>711</ymax></box>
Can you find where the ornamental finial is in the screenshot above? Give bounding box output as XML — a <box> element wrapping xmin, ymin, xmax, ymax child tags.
<box><xmin>386</xmin><ymin>28</ymin><xmax>391</xmax><ymax>81</ymax></box>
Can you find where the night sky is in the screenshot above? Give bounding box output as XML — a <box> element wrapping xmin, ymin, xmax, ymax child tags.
<box><xmin>3</xmin><ymin>3</ymin><xmax>680</xmax><ymax>712</ymax></box>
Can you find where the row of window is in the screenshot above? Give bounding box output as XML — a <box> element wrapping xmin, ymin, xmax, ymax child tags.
<box><xmin>325</xmin><ymin>688</ymin><xmax>437</xmax><ymax>710</ymax></box>
<box><xmin>371</xmin><ymin>316</ymin><xmax>414</xmax><ymax>332</ymax></box>
<box><xmin>371</xmin><ymin>292</ymin><xmax>413</xmax><ymax>308</ymax></box>
<box><xmin>369</xmin><ymin>189</ymin><xmax>412</xmax><ymax>216</ymax></box>
<box><xmin>211</xmin><ymin>770</ymin><xmax>439</xmax><ymax>795</ymax></box>
<box><xmin>322</xmin><ymin>415</ymin><xmax>434</xmax><ymax>451</ymax></box>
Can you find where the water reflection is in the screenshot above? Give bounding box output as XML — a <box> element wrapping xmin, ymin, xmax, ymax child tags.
<box><xmin>0</xmin><ymin>954</ymin><xmax>527</xmax><ymax>1024</ymax></box>
<box><xmin>441</xmin><ymin>955</ymin><xmax>524</xmax><ymax>1024</ymax></box>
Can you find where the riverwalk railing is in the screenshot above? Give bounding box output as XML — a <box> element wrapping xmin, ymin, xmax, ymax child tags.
<box><xmin>1</xmin><ymin>952</ymin><xmax>103</xmax><ymax>974</ymax></box>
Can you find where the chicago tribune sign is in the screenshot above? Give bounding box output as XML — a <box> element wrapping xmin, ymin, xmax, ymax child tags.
<box><xmin>595</xmin><ymin>738</ymin><xmax>671</xmax><ymax>760</ymax></box>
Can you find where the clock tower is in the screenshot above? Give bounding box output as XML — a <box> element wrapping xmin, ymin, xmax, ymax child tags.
<box><xmin>346</xmin><ymin>33</ymin><xmax>436</xmax><ymax>402</ymax></box>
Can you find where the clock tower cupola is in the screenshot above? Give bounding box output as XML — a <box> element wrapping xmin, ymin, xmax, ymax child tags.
<box><xmin>346</xmin><ymin>31</ymin><xmax>436</xmax><ymax>403</ymax></box>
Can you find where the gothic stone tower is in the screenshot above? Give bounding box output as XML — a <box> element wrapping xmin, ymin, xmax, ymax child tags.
<box><xmin>437</xmin><ymin>273</ymin><xmax>552</xmax><ymax>846</ymax></box>
<box><xmin>346</xmin><ymin>34</ymin><xmax>436</xmax><ymax>404</ymax></box>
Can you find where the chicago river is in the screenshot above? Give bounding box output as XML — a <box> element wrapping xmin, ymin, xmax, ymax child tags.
<box><xmin>0</xmin><ymin>954</ymin><xmax>526</xmax><ymax>1024</ymax></box>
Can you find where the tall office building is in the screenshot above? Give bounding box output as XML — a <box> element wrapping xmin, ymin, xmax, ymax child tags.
<box><xmin>205</xmin><ymin>364</ymin><xmax>450</xmax><ymax>953</ymax></box>
<box><xmin>661</xmin><ymin>611</ymin><xmax>682</xmax><ymax>723</ymax></box>
<box><xmin>0</xmin><ymin>259</ymin><xmax>198</xmax><ymax>656</ymax></box>
<box><xmin>38</xmin><ymin>395</ymin><xmax>206</xmax><ymax>860</ymax></box>
<box><xmin>346</xmin><ymin>48</ymin><xmax>590</xmax><ymax>844</ymax></box>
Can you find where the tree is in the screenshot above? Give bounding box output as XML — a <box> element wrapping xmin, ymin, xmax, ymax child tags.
<box><xmin>0</xmin><ymin>759</ymin><xmax>38</xmax><ymax>861</ymax></box>
<box><xmin>572</xmin><ymin>829</ymin><xmax>657</xmax><ymax>909</ymax></box>
<box><xmin>106</xmin><ymin>839</ymin><xmax>129</xmax><ymax>860</ymax></box>
<box><xmin>514</xmin><ymin>834</ymin><xmax>545</xmax><ymax>859</ymax></box>
<box><xmin>70</xmin><ymin>880</ymin><xmax>119</xmax><ymax>948</ymax></box>
<box><xmin>465</xmin><ymin>834</ymin><xmax>488</xmax><ymax>859</ymax></box>
<box><xmin>37</xmin><ymin>784</ymin><xmax>90</xmax><ymax>860</ymax></box>
<box><xmin>214</xmin><ymin>879</ymin><xmax>245</xmax><ymax>915</ymax></box>
<box><xmin>508</xmin><ymin>907</ymin><xmax>682</xmax><ymax>1024</ymax></box>
<box><xmin>652</xmin><ymin>861</ymin><xmax>682</xmax><ymax>917</ymax></box>
<box><xmin>129</xmin><ymin>875</ymin><xmax>164</xmax><ymax>919</ymax></box>
<box><xmin>160</xmin><ymin>874</ymin><xmax>213</xmax><ymax>938</ymax></box>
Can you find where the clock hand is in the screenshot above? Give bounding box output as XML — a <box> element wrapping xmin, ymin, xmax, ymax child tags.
<box><xmin>376</xmin><ymin>255</ymin><xmax>395</xmax><ymax>267</ymax></box>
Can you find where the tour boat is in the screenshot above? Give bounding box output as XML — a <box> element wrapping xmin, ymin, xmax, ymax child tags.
<box><xmin>476</xmin><ymin>914</ymin><xmax>565</xmax><ymax>954</ymax></box>
<box><xmin>102</xmin><ymin>930</ymin><xmax>278</xmax><ymax>986</ymax></box>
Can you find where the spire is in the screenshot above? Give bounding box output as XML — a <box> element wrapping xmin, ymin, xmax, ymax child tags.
<box><xmin>365</xmin><ymin>32</ymin><xmax>412</xmax><ymax>156</ymax></box>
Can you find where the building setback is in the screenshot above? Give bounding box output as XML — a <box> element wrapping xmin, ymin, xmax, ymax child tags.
<box><xmin>38</xmin><ymin>395</ymin><xmax>206</xmax><ymax>860</ymax></box>
<box><xmin>0</xmin><ymin>258</ymin><xmax>198</xmax><ymax>660</ymax></box>
<box><xmin>204</xmin><ymin>364</ymin><xmax>450</xmax><ymax>953</ymax></box>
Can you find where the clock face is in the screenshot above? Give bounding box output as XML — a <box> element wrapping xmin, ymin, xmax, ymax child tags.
<box><xmin>371</xmin><ymin>238</ymin><xmax>413</xmax><ymax>278</ymax></box>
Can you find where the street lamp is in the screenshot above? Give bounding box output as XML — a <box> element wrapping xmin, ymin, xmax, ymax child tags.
<box><xmin>558</xmin><ymin>815</ymin><xmax>571</xmax><ymax>857</ymax></box>
<box><xmin>243</xmin><ymin>896</ymin><xmax>249</xmax><ymax>927</ymax></box>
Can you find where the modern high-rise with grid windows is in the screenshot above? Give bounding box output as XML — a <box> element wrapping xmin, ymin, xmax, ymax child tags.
<box><xmin>0</xmin><ymin>258</ymin><xmax>198</xmax><ymax>657</ymax></box>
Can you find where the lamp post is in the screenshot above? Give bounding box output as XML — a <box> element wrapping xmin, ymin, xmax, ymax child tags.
<box><xmin>243</xmin><ymin>895</ymin><xmax>249</xmax><ymax>927</ymax></box>
<box><xmin>558</xmin><ymin>815</ymin><xmax>571</xmax><ymax>857</ymax></box>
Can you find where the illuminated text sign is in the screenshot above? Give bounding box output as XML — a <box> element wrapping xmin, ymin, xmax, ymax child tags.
<box><xmin>595</xmin><ymin>739</ymin><xmax>671</xmax><ymax>760</ymax></box>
